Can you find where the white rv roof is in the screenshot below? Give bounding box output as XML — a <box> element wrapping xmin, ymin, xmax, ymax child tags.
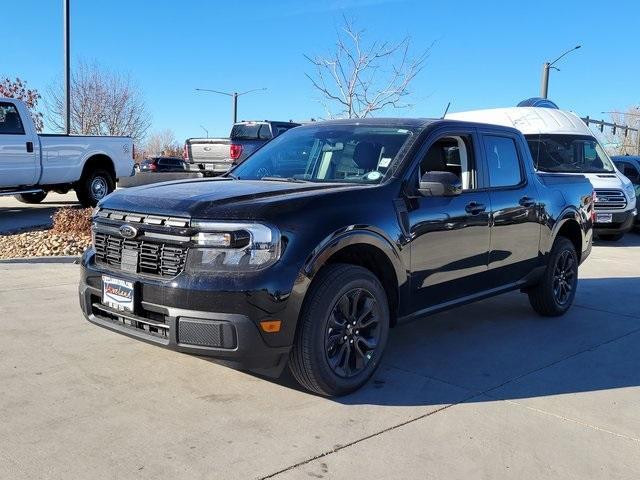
<box><xmin>446</xmin><ymin>107</ymin><xmax>592</xmax><ymax>136</ymax></box>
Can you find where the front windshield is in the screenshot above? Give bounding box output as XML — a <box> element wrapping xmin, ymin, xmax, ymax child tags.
<box><xmin>526</xmin><ymin>134</ymin><xmax>615</xmax><ymax>174</ymax></box>
<box><xmin>231</xmin><ymin>124</ymin><xmax>415</xmax><ymax>184</ymax></box>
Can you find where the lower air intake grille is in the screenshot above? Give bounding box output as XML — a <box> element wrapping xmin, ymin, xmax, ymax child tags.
<box><xmin>178</xmin><ymin>318</ymin><xmax>237</xmax><ymax>349</ymax></box>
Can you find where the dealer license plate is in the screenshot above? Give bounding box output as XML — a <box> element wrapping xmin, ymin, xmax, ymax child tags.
<box><xmin>596</xmin><ymin>213</ymin><xmax>613</xmax><ymax>223</ymax></box>
<box><xmin>102</xmin><ymin>276</ymin><xmax>134</xmax><ymax>312</ymax></box>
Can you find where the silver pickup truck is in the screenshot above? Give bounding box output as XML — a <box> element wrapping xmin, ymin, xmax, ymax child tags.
<box><xmin>183</xmin><ymin>120</ymin><xmax>300</xmax><ymax>176</ymax></box>
<box><xmin>0</xmin><ymin>98</ymin><xmax>134</xmax><ymax>207</ymax></box>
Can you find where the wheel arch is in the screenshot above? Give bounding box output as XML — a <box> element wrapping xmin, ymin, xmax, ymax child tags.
<box><xmin>549</xmin><ymin>208</ymin><xmax>585</xmax><ymax>262</ymax></box>
<box><xmin>301</xmin><ymin>229</ymin><xmax>407</xmax><ymax>326</ymax></box>
<box><xmin>78</xmin><ymin>153</ymin><xmax>116</xmax><ymax>182</ymax></box>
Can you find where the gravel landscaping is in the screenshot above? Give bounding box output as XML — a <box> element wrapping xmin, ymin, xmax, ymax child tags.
<box><xmin>0</xmin><ymin>229</ymin><xmax>91</xmax><ymax>259</ymax></box>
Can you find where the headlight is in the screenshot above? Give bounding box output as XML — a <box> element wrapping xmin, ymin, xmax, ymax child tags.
<box><xmin>625</xmin><ymin>183</ymin><xmax>636</xmax><ymax>200</ymax></box>
<box><xmin>188</xmin><ymin>221</ymin><xmax>281</xmax><ymax>271</ymax></box>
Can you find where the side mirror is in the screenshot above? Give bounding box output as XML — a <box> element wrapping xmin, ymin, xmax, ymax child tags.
<box><xmin>418</xmin><ymin>171</ymin><xmax>462</xmax><ymax>197</ymax></box>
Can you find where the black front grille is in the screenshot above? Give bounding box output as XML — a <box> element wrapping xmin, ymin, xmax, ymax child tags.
<box><xmin>94</xmin><ymin>232</ymin><xmax>188</xmax><ymax>277</ymax></box>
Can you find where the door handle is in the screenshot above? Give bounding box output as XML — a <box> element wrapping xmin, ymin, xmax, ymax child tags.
<box><xmin>519</xmin><ymin>196</ymin><xmax>536</xmax><ymax>208</ymax></box>
<box><xmin>465</xmin><ymin>202</ymin><xmax>486</xmax><ymax>215</ymax></box>
<box><xmin>26</xmin><ymin>141</ymin><xmax>34</xmax><ymax>153</ymax></box>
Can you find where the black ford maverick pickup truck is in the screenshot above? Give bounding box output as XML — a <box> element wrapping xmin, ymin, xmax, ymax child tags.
<box><xmin>80</xmin><ymin>118</ymin><xmax>594</xmax><ymax>396</ymax></box>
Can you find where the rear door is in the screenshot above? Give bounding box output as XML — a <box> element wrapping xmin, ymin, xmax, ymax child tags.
<box><xmin>0</xmin><ymin>101</ymin><xmax>38</xmax><ymax>187</ymax></box>
<box><xmin>480</xmin><ymin>130</ymin><xmax>541</xmax><ymax>285</ymax></box>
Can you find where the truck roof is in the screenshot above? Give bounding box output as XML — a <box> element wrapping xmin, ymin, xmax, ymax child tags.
<box><xmin>446</xmin><ymin>107</ymin><xmax>593</xmax><ymax>136</ymax></box>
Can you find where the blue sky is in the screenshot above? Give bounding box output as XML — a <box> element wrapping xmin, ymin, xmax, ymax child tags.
<box><xmin>2</xmin><ymin>0</ymin><xmax>639</xmax><ymax>142</ymax></box>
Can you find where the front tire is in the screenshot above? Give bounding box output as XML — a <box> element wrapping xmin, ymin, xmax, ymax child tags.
<box><xmin>14</xmin><ymin>191</ymin><xmax>47</xmax><ymax>204</ymax></box>
<box><xmin>528</xmin><ymin>237</ymin><xmax>578</xmax><ymax>317</ymax></box>
<box><xmin>75</xmin><ymin>168</ymin><xmax>115</xmax><ymax>207</ymax></box>
<box><xmin>288</xmin><ymin>264</ymin><xmax>390</xmax><ymax>396</ymax></box>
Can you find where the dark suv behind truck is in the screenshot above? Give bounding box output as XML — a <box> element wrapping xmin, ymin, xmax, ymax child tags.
<box><xmin>80</xmin><ymin>118</ymin><xmax>594</xmax><ymax>396</ymax></box>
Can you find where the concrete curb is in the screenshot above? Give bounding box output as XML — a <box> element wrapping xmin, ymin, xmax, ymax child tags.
<box><xmin>0</xmin><ymin>255</ymin><xmax>80</xmax><ymax>264</ymax></box>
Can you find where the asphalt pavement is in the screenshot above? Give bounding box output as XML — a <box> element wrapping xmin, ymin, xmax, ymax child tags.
<box><xmin>0</xmin><ymin>235</ymin><xmax>639</xmax><ymax>479</ymax></box>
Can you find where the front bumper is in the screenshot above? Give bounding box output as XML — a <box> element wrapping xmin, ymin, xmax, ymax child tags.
<box><xmin>594</xmin><ymin>209</ymin><xmax>636</xmax><ymax>235</ymax></box>
<box><xmin>79</xmin><ymin>251</ymin><xmax>300</xmax><ymax>376</ymax></box>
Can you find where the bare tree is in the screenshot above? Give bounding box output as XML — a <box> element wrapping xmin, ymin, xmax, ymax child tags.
<box><xmin>144</xmin><ymin>129</ymin><xmax>182</xmax><ymax>158</ymax></box>
<box><xmin>305</xmin><ymin>17</ymin><xmax>431</xmax><ymax>118</ymax></box>
<box><xmin>605</xmin><ymin>106</ymin><xmax>640</xmax><ymax>155</ymax></box>
<box><xmin>47</xmin><ymin>60</ymin><xmax>151</xmax><ymax>142</ymax></box>
<box><xmin>0</xmin><ymin>77</ymin><xmax>44</xmax><ymax>132</ymax></box>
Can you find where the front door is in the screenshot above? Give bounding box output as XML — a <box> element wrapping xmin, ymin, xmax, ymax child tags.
<box><xmin>407</xmin><ymin>130</ymin><xmax>491</xmax><ymax>313</ymax></box>
<box><xmin>0</xmin><ymin>101</ymin><xmax>38</xmax><ymax>188</ymax></box>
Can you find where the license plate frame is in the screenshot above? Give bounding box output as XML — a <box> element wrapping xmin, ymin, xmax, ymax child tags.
<box><xmin>102</xmin><ymin>276</ymin><xmax>135</xmax><ymax>312</ymax></box>
<box><xmin>596</xmin><ymin>213</ymin><xmax>613</xmax><ymax>223</ymax></box>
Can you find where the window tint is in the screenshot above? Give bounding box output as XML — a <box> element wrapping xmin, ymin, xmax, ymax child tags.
<box><xmin>230</xmin><ymin>124</ymin><xmax>261</xmax><ymax>139</ymax></box>
<box><xmin>258</xmin><ymin>125</ymin><xmax>272</xmax><ymax>140</ymax></box>
<box><xmin>483</xmin><ymin>135</ymin><xmax>522</xmax><ymax>187</ymax></box>
<box><xmin>0</xmin><ymin>102</ymin><xmax>25</xmax><ymax>135</ymax></box>
<box><xmin>419</xmin><ymin>135</ymin><xmax>475</xmax><ymax>190</ymax></box>
<box><xmin>616</xmin><ymin>161</ymin><xmax>640</xmax><ymax>183</ymax></box>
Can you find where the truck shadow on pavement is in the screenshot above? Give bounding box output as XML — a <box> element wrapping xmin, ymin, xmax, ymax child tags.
<box><xmin>0</xmin><ymin>201</ymin><xmax>79</xmax><ymax>234</ymax></box>
<box><xmin>272</xmin><ymin>276</ymin><xmax>640</xmax><ymax>407</ymax></box>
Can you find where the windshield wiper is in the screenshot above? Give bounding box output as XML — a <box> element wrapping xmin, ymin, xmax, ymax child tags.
<box><xmin>260</xmin><ymin>176</ymin><xmax>311</xmax><ymax>183</ymax></box>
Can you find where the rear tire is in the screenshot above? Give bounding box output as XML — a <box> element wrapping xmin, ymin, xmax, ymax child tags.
<box><xmin>528</xmin><ymin>237</ymin><xmax>578</xmax><ymax>317</ymax></box>
<box><xmin>598</xmin><ymin>233</ymin><xmax>624</xmax><ymax>241</ymax></box>
<box><xmin>288</xmin><ymin>264</ymin><xmax>390</xmax><ymax>396</ymax></box>
<box><xmin>14</xmin><ymin>191</ymin><xmax>47</xmax><ymax>204</ymax></box>
<box><xmin>75</xmin><ymin>168</ymin><xmax>115</xmax><ymax>207</ymax></box>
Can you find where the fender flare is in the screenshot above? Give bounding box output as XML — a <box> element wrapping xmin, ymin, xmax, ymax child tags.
<box><xmin>302</xmin><ymin>227</ymin><xmax>407</xmax><ymax>285</ymax></box>
<box><xmin>547</xmin><ymin>206</ymin><xmax>585</xmax><ymax>255</ymax></box>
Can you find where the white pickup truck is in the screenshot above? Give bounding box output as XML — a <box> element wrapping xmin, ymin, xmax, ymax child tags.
<box><xmin>0</xmin><ymin>98</ymin><xmax>135</xmax><ymax>207</ymax></box>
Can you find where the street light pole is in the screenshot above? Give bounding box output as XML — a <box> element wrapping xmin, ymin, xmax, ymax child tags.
<box><xmin>540</xmin><ymin>62</ymin><xmax>550</xmax><ymax>99</ymax></box>
<box><xmin>540</xmin><ymin>45</ymin><xmax>581</xmax><ymax>99</ymax></box>
<box><xmin>195</xmin><ymin>87</ymin><xmax>267</xmax><ymax>125</ymax></box>
<box><xmin>63</xmin><ymin>0</ymin><xmax>71</xmax><ymax>134</ymax></box>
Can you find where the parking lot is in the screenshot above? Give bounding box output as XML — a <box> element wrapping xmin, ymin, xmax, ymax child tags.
<box><xmin>0</xmin><ymin>235</ymin><xmax>638</xmax><ymax>479</ymax></box>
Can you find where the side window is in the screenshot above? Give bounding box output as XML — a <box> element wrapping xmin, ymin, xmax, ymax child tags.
<box><xmin>483</xmin><ymin>135</ymin><xmax>522</xmax><ymax>188</ymax></box>
<box><xmin>419</xmin><ymin>135</ymin><xmax>475</xmax><ymax>190</ymax></box>
<box><xmin>619</xmin><ymin>161</ymin><xmax>640</xmax><ymax>184</ymax></box>
<box><xmin>258</xmin><ymin>125</ymin><xmax>272</xmax><ymax>140</ymax></box>
<box><xmin>0</xmin><ymin>102</ymin><xmax>25</xmax><ymax>135</ymax></box>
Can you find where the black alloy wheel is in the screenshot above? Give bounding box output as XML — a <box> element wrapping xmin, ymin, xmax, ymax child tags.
<box><xmin>324</xmin><ymin>288</ymin><xmax>381</xmax><ymax>378</ymax></box>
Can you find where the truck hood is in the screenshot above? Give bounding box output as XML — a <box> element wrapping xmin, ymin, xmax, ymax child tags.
<box><xmin>100</xmin><ymin>178</ymin><xmax>359</xmax><ymax>219</ymax></box>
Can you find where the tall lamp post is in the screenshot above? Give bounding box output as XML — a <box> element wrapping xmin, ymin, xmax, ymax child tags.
<box><xmin>540</xmin><ymin>45</ymin><xmax>581</xmax><ymax>99</ymax></box>
<box><xmin>195</xmin><ymin>87</ymin><xmax>267</xmax><ymax>124</ymax></box>
<box><xmin>63</xmin><ymin>0</ymin><xmax>71</xmax><ymax>134</ymax></box>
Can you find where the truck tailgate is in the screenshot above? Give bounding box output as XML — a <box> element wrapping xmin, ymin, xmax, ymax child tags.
<box><xmin>187</xmin><ymin>138</ymin><xmax>232</xmax><ymax>174</ymax></box>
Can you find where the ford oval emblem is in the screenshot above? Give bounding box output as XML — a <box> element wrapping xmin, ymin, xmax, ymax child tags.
<box><xmin>119</xmin><ymin>224</ymin><xmax>138</xmax><ymax>239</ymax></box>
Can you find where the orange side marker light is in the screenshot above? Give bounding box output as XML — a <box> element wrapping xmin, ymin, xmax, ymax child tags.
<box><xmin>260</xmin><ymin>320</ymin><xmax>282</xmax><ymax>333</ymax></box>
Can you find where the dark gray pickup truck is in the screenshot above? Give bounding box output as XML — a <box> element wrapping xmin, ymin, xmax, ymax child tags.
<box><xmin>184</xmin><ymin>120</ymin><xmax>300</xmax><ymax>175</ymax></box>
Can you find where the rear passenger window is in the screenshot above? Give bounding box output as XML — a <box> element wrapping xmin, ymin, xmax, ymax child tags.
<box><xmin>483</xmin><ymin>135</ymin><xmax>522</xmax><ymax>187</ymax></box>
<box><xmin>0</xmin><ymin>102</ymin><xmax>25</xmax><ymax>135</ymax></box>
<box><xmin>258</xmin><ymin>125</ymin><xmax>272</xmax><ymax>140</ymax></box>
